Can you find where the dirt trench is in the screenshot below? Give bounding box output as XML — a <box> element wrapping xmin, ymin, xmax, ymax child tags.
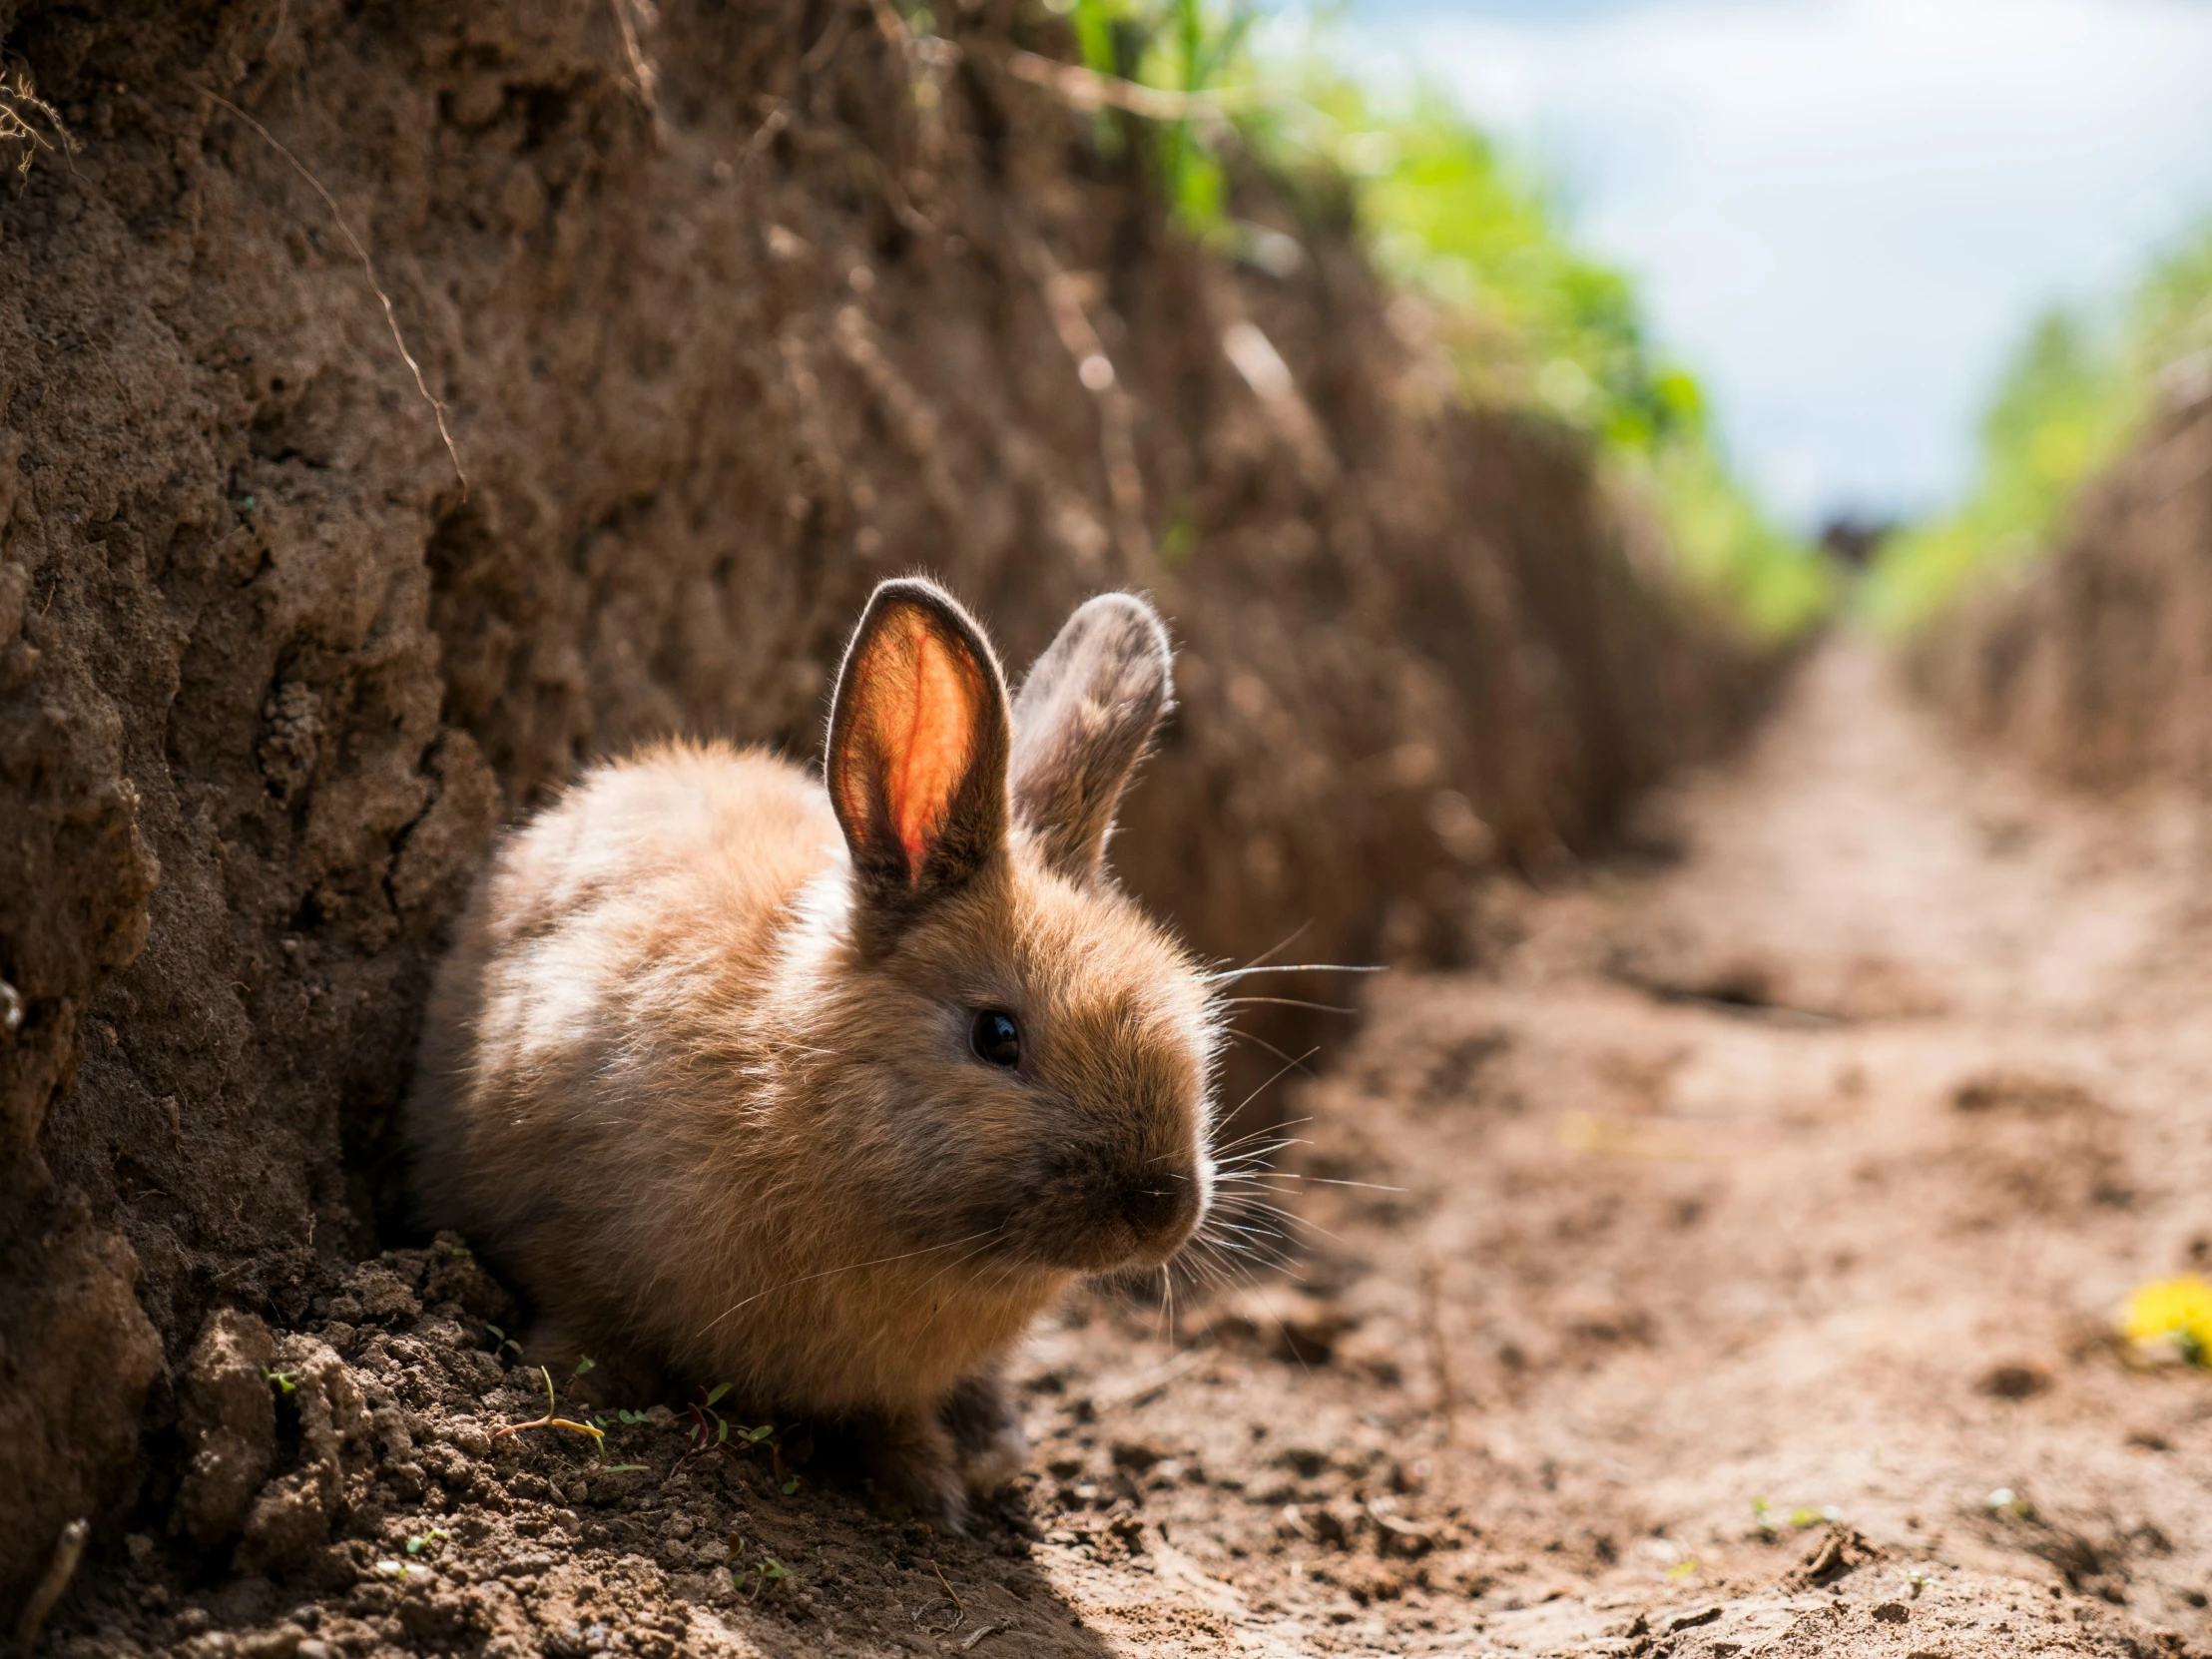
<box><xmin>0</xmin><ymin>0</ymin><xmax>1768</xmax><ymax>1614</ymax></box>
<box><xmin>30</xmin><ymin>630</ymin><xmax>2212</xmax><ymax>1659</ymax></box>
<box><xmin>1911</xmin><ymin>385</ymin><xmax>2212</xmax><ymax>791</ymax></box>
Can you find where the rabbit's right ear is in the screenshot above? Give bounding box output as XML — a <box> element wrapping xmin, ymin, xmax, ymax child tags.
<box><xmin>1010</xmin><ymin>593</ymin><xmax>1174</xmax><ymax>883</ymax></box>
<box><xmin>828</xmin><ymin>580</ymin><xmax>1012</xmax><ymax>930</ymax></box>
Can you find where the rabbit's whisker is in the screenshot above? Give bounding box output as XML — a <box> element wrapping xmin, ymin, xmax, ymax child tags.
<box><xmin>1204</xmin><ymin>962</ymin><xmax>1385</xmax><ymax>984</ymax></box>
<box><xmin>1210</xmin><ymin>1116</ymin><xmax>1314</xmax><ymax>1156</ymax></box>
<box><xmin>1211</xmin><ymin>920</ymin><xmax>1314</xmax><ymax>980</ymax></box>
<box><xmin>1226</xmin><ymin>1049</ymin><xmax>1320</xmax><ymax>1120</ymax></box>
<box><xmin>1221</xmin><ymin>1028</ymin><xmax>1320</xmax><ymax>1077</ymax></box>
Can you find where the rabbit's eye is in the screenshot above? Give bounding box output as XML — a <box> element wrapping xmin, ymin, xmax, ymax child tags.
<box><xmin>970</xmin><ymin>1009</ymin><xmax>1022</xmax><ymax>1069</ymax></box>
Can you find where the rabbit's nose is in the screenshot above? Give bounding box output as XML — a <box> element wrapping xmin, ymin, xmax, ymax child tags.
<box><xmin>1121</xmin><ymin>1173</ymin><xmax>1196</xmax><ymax>1240</ymax></box>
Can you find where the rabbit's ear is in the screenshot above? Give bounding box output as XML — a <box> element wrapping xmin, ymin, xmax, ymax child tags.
<box><xmin>828</xmin><ymin>579</ymin><xmax>1012</xmax><ymax>919</ymax></box>
<box><xmin>1009</xmin><ymin>593</ymin><xmax>1174</xmax><ymax>883</ymax></box>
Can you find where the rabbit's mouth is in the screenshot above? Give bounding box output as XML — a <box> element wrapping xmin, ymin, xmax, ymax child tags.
<box><xmin>988</xmin><ymin>1150</ymin><xmax>1212</xmax><ymax>1273</ymax></box>
<box><xmin>1082</xmin><ymin>1153</ymin><xmax>1213</xmax><ymax>1271</ymax></box>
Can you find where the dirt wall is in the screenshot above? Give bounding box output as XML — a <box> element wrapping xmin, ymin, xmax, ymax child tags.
<box><xmin>0</xmin><ymin>0</ymin><xmax>1764</xmax><ymax>1613</ymax></box>
<box><xmin>1909</xmin><ymin>387</ymin><xmax>2212</xmax><ymax>788</ymax></box>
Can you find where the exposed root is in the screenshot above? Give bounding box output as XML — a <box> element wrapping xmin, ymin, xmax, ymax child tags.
<box><xmin>1016</xmin><ymin>231</ymin><xmax>1153</xmax><ymax>572</ymax></box>
<box><xmin>996</xmin><ymin>47</ymin><xmax>1252</xmax><ymax>127</ymax></box>
<box><xmin>0</xmin><ymin>66</ymin><xmax>78</xmax><ymax>185</ymax></box>
<box><xmin>190</xmin><ymin>84</ymin><xmax>468</xmax><ymax>498</ymax></box>
<box><xmin>14</xmin><ymin>1517</ymin><xmax>87</xmax><ymax>1659</ymax></box>
<box><xmin>607</xmin><ymin>0</ymin><xmax>668</xmax><ymax>150</ymax></box>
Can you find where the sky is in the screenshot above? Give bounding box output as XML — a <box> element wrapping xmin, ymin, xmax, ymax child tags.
<box><xmin>1325</xmin><ymin>0</ymin><xmax>2212</xmax><ymax>526</ymax></box>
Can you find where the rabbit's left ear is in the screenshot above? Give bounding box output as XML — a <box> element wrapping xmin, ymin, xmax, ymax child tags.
<box><xmin>1009</xmin><ymin>593</ymin><xmax>1174</xmax><ymax>883</ymax></box>
<box><xmin>828</xmin><ymin>579</ymin><xmax>1012</xmax><ymax>922</ymax></box>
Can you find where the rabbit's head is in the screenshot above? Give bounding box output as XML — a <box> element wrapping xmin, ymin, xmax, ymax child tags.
<box><xmin>797</xmin><ymin>578</ymin><xmax>1217</xmax><ymax>1280</ymax></box>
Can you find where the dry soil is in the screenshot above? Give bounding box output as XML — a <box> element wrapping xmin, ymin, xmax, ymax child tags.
<box><xmin>38</xmin><ymin>637</ymin><xmax>2212</xmax><ymax>1658</ymax></box>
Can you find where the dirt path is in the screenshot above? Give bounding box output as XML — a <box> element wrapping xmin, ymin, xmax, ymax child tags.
<box><xmin>996</xmin><ymin>636</ymin><xmax>2212</xmax><ymax>1657</ymax></box>
<box><xmin>80</xmin><ymin>640</ymin><xmax>2212</xmax><ymax>1657</ymax></box>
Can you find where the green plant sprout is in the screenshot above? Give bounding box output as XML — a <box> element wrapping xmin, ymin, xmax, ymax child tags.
<box><xmin>404</xmin><ymin>1528</ymin><xmax>449</xmax><ymax>1556</ymax></box>
<box><xmin>261</xmin><ymin>1368</ymin><xmax>299</xmax><ymax>1395</ymax></box>
<box><xmin>483</xmin><ymin>1324</ymin><xmax>523</xmax><ymax>1362</ymax></box>
<box><xmin>493</xmin><ymin>1366</ymin><xmax>608</xmax><ymax>1457</ymax></box>
<box><xmin>734</xmin><ymin>1557</ymin><xmax>795</xmax><ymax>1600</ymax></box>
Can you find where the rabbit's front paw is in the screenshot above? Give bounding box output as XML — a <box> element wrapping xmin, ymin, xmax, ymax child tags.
<box><xmin>941</xmin><ymin>1371</ymin><xmax>1028</xmax><ymax>1495</ymax></box>
<box><xmin>864</xmin><ymin>1409</ymin><xmax>970</xmax><ymax>1532</ymax></box>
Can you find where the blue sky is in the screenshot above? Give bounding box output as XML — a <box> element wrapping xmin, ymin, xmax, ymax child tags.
<box><xmin>1319</xmin><ymin>0</ymin><xmax>2212</xmax><ymax>525</ymax></box>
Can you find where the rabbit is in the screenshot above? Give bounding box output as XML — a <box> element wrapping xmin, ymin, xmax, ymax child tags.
<box><xmin>405</xmin><ymin>576</ymin><xmax>1219</xmax><ymax>1527</ymax></box>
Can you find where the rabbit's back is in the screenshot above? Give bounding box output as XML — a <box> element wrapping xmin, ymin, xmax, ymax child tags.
<box><xmin>406</xmin><ymin>740</ymin><xmax>838</xmax><ymax>1304</ymax></box>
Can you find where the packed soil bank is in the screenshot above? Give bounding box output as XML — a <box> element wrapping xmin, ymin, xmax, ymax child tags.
<box><xmin>0</xmin><ymin>0</ymin><xmax>1765</xmax><ymax>1627</ymax></box>
<box><xmin>33</xmin><ymin>639</ymin><xmax>2212</xmax><ymax>1659</ymax></box>
<box><xmin>1911</xmin><ymin>384</ymin><xmax>2212</xmax><ymax>788</ymax></box>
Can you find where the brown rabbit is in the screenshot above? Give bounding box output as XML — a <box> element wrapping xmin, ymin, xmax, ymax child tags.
<box><xmin>405</xmin><ymin>578</ymin><xmax>1217</xmax><ymax>1525</ymax></box>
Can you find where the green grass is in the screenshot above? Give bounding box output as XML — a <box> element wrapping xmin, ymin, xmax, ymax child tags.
<box><xmin>1052</xmin><ymin>0</ymin><xmax>1261</xmax><ymax>229</ymax></box>
<box><xmin>1864</xmin><ymin>217</ymin><xmax>2212</xmax><ymax>632</ymax></box>
<box><xmin>1028</xmin><ymin>3</ymin><xmax>1833</xmax><ymax>640</ymax></box>
<box><xmin>1261</xmin><ymin>74</ymin><xmax>1834</xmax><ymax>639</ymax></box>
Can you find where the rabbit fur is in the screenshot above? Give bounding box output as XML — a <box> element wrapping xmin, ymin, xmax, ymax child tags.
<box><xmin>405</xmin><ymin>578</ymin><xmax>1219</xmax><ymax>1525</ymax></box>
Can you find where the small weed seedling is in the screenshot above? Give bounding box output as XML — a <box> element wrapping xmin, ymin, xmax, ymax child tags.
<box><xmin>685</xmin><ymin>1382</ymin><xmax>739</xmax><ymax>1448</ymax></box>
<box><xmin>683</xmin><ymin>1382</ymin><xmax>790</xmax><ymax>1487</ymax></box>
<box><xmin>483</xmin><ymin>1324</ymin><xmax>524</xmax><ymax>1363</ymax></box>
<box><xmin>405</xmin><ymin>1528</ymin><xmax>449</xmax><ymax>1556</ymax></box>
<box><xmin>494</xmin><ymin>1367</ymin><xmax>607</xmax><ymax>1456</ymax></box>
<box><xmin>1752</xmin><ymin>1495</ymin><xmax>1841</xmax><ymax>1536</ymax></box>
<box><xmin>733</xmin><ymin>1557</ymin><xmax>794</xmax><ymax>1601</ymax></box>
<box><xmin>262</xmin><ymin>1368</ymin><xmax>300</xmax><ymax>1395</ymax></box>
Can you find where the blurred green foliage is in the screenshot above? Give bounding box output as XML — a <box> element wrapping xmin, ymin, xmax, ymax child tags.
<box><xmin>1034</xmin><ymin>2</ymin><xmax>1832</xmax><ymax>638</ymax></box>
<box><xmin>1864</xmin><ymin>219</ymin><xmax>2212</xmax><ymax>632</ymax></box>
<box><xmin>1052</xmin><ymin>0</ymin><xmax>1259</xmax><ymax>229</ymax></box>
<box><xmin>1288</xmin><ymin>82</ymin><xmax>1833</xmax><ymax>639</ymax></box>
